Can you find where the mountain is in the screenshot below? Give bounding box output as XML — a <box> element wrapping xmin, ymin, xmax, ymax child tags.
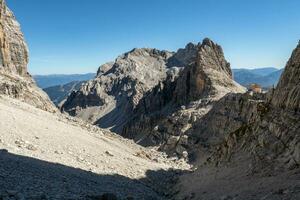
<box><xmin>43</xmin><ymin>81</ymin><xmax>84</xmax><ymax>106</ymax></box>
<box><xmin>1</xmin><ymin>0</ymin><xmax>299</xmax><ymax>198</ymax></box>
<box><xmin>233</xmin><ymin>68</ymin><xmax>283</xmax><ymax>88</ymax></box>
<box><xmin>123</xmin><ymin>39</ymin><xmax>245</xmax><ymax>148</ymax></box>
<box><xmin>174</xmin><ymin>43</ymin><xmax>300</xmax><ymax>200</ymax></box>
<box><xmin>234</xmin><ymin>67</ymin><xmax>278</xmax><ymax>76</ymax></box>
<box><xmin>61</xmin><ymin>39</ymin><xmax>245</xmax><ymax>134</ymax></box>
<box><xmin>0</xmin><ymin>1</ymin><xmax>189</xmax><ymax>198</ymax></box>
<box><xmin>62</xmin><ymin>48</ymin><xmax>175</xmax><ymax>132</ymax></box>
<box><xmin>61</xmin><ymin>37</ymin><xmax>300</xmax><ymax>199</ymax></box>
<box><xmin>41</xmin><ymin>67</ymin><xmax>281</xmax><ymax>108</ymax></box>
<box><xmin>0</xmin><ymin>0</ymin><xmax>55</xmax><ymax>112</ymax></box>
<box><xmin>33</xmin><ymin>73</ymin><xmax>95</xmax><ymax>89</ymax></box>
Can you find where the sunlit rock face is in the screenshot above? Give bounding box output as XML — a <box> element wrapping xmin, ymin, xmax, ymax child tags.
<box><xmin>62</xmin><ymin>38</ymin><xmax>245</xmax><ymax>142</ymax></box>
<box><xmin>272</xmin><ymin>42</ymin><xmax>300</xmax><ymax>111</ymax></box>
<box><xmin>0</xmin><ymin>0</ymin><xmax>29</xmax><ymax>76</ymax></box>
<box><xmin>190</xmin><ymin>42</ymin><xmax>300</xmax><ymax>171</ymax></box>
<box><xmin>122</xmin><ymin>39</ymin><xmax>245</xmax><ymax>155</ymax></box>
<box><xmin>0</xmin><ymin>0</ymin><xmax>56</xmax><ymax>112</ymax></box>
<box><xmin>62</xmin><ymin>48</ymin><xmax>174</xmax><ymax>132</ymax></box>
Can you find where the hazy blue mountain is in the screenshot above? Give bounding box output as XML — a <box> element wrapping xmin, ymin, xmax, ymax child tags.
<box><xmin>248</xmin><ymin>67</ymin><xmax>278</xmax><ymax>76</ymax></box>
<box><xmin>233</xmin><ymin>70</ymin><xmax>262</xmax><ymax>86</ymax></box>
<box><xmin>43</xmin><ymin>81</ymin><xmax>84</xmax><ymax>106</ymax></box>
<box><xmin>233</xmin><ymin>68</ymin><xmax>283</xmax><ymax>88</ymax></box>
<box><xmin>33</xmin><ymin>73</ymin><xmax>96</xmax><ymax>89</ymax></box>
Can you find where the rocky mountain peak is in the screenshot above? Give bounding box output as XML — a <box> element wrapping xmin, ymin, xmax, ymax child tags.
<box><xmin>122</xmin><ymin>38</ymin><xmax>246</xmax><ymax>148</ymax></box>
<box><xmin>198</xmin><ymin>38</ymin><xmax>232</xmax><ymax>79</ymax></box>
<box><xmin>63</xmin><ymin>38</ymin><xmax>245</xmax><ymax>137</ymax></box>
<box><xmin>62</xmin><ymin>47</ymin><xmax>173</xmax><ymax>132</ymax></box>
<box><xmin>174</xmin><ymin>38</ymin><xmax>244</xmax><ymax>104</ymax></box>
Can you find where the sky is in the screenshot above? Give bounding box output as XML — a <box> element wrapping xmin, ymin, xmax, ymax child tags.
<box><xmin>7</xmin><ymin>0</ymin><xmax>300</xmax><ymax>75</ymax></box>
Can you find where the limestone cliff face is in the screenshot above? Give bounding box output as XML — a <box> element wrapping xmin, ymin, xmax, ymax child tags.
<box><xmin>173</xmin><ymin>38</ymin><xmax>242</xmax><ymax>104</ymax></box>
<box><xmin>174</xmin><ymin>43</ymin><xmax>300</xmax><ymax>200</ymax></box>
<box><xmin>272</xmin><ymin>41</ymin><xmax>300</xmax><ymax>111</ymax></box>
<box><xmin>122</xmin><ymin>39</ymin><xmax>245</xmax><ymax>154</ymax></box>
<box><xmin>0</xmin><ymin>0</ymin><xmax>56</xmax><ymax>112</ymax></box>
<box><xmin>190</xmin><ymin>42</ymin><xmax>300</xmax><ymax>172</ymax></box>
<box><xmin>62</xmin><ymin>38</ymin><xmax>245</xmax><ymax>141</ymax></box>
<box><xmin>0</xmin><ymin>0</ymin><xmax>28</xmax><ymax>76</ymax></box>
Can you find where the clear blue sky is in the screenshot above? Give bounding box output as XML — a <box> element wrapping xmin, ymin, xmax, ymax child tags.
<box><xmin>7</xmin><ymin>0</ymin><xmax>300</xmax><ymax>75</ymax></box>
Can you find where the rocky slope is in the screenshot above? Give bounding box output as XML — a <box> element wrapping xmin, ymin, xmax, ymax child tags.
<box><xmin>0</xmin><ymin>2</ymin><xmax>191</xmax><ymax>199</ymax></box>
<box><xmin>0</xmin><ymin>0</ymin><xmax>55</xmax><ymax>112</ymax></box>
<box><xmin>174</xmin><ymin>42</ymin><xmax>300</xmax><ymax>200</ymax></box>
<box><xmin>0</xmin><ymin>95</ymin><xmax>190</xmax><ymax>199</ymax></box>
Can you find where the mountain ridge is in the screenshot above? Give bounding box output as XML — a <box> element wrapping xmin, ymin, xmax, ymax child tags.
<box><xmin>33</xmin><ymin>73</ymin><xmax>96</xmax><ymax>88</ymax></box>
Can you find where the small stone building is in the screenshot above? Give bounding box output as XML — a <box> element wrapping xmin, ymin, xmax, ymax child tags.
<box><xmin>249</xmin><ymin>83</ymin><xmax>262</xmax><ymax>93</ymax></box>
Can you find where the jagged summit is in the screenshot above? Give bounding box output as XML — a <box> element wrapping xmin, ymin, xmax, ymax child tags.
<box><xmin>173</xmin><ymin>38</ymin><xmax>244</xmax><ymax>104</ymax></box>
<box><xmin>200</xmin><ymin>38</ymin><xmax>233</xmax><ymax>78</ymax></box>
<box><xmin>122</xmin><ymin>38</ymin><xmax>245</xmax><ymax>147</ymax></box>
<box><xmin>174</xmin><ymin>41</ymin><xmax>300</xmax><ymax>200</ymax></box>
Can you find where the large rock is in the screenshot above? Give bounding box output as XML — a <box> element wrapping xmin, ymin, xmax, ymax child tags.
<box><xmin>173</xmin><ymin>38</ymin><xmax>243</xmax><ymax>104</ymax></box>
<box><xmin>0</xmin><ymin>0</ymin><xmax>56</xmax><ymax>112</ymax></box>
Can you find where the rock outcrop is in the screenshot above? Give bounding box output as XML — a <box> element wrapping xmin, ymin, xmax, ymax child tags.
<box><xmin>122</xmin><ymin>39</ymin><xmax>245</xmax><ymax>156</ymax></box>
<box><xmin>272</xmin><ymin>41</ymin><xmax>300</xmax><ymax>111</ymax></box>
<box><xmin>197</xmin><ymin>42</ymin><xmax>300</xmax><ymax>170</ymax></box>
<box><xmin>0</xmin><ymin>0</ymin><xmax>56</xmax><ymax>112</ymax></box>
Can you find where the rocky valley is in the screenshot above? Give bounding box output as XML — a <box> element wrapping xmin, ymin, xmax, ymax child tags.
<box><xmin>0</xmin><ymin>0</ymin><xmax>299</xmax><ymax>199</ymax></box>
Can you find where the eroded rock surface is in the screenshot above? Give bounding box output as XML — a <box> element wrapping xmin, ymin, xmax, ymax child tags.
<box><xmin>0</xmin><ymin>0</ymin><xmax>56</xmax><ymax>112</ymax></box>
<box><xmin>62</xmin><ymin>39</ymin><xmax>245</xmax><ymax>155</ymax></box>
<box><xmin>62</xmin><ymin>48</ymin><xmax>175</xmax><ymax>132</ymax></box>
<box><xmin>174</xmin><ymin>42</ymin><xmax>300</xmax><ymax>200</ymax></box>
<box><xmin>122</xmin><ymin>39</ymin><xmax>245</xmax><ymax>156</ymax></box>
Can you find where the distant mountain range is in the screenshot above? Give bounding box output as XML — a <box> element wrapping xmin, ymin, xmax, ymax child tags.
<box><xmin>43</xmin><ymin>81</ymin><xmax>84</xmax><ymax>106</ymax></box>
<box><xmin>33</xmin><ymin>73</ymin><xmax>96</xmax><ymax>89</ymax></box>
<box><xmin>232</xmin><ymin>67</ymin><xmax>283</xmax><ymax>88</ymax></box>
